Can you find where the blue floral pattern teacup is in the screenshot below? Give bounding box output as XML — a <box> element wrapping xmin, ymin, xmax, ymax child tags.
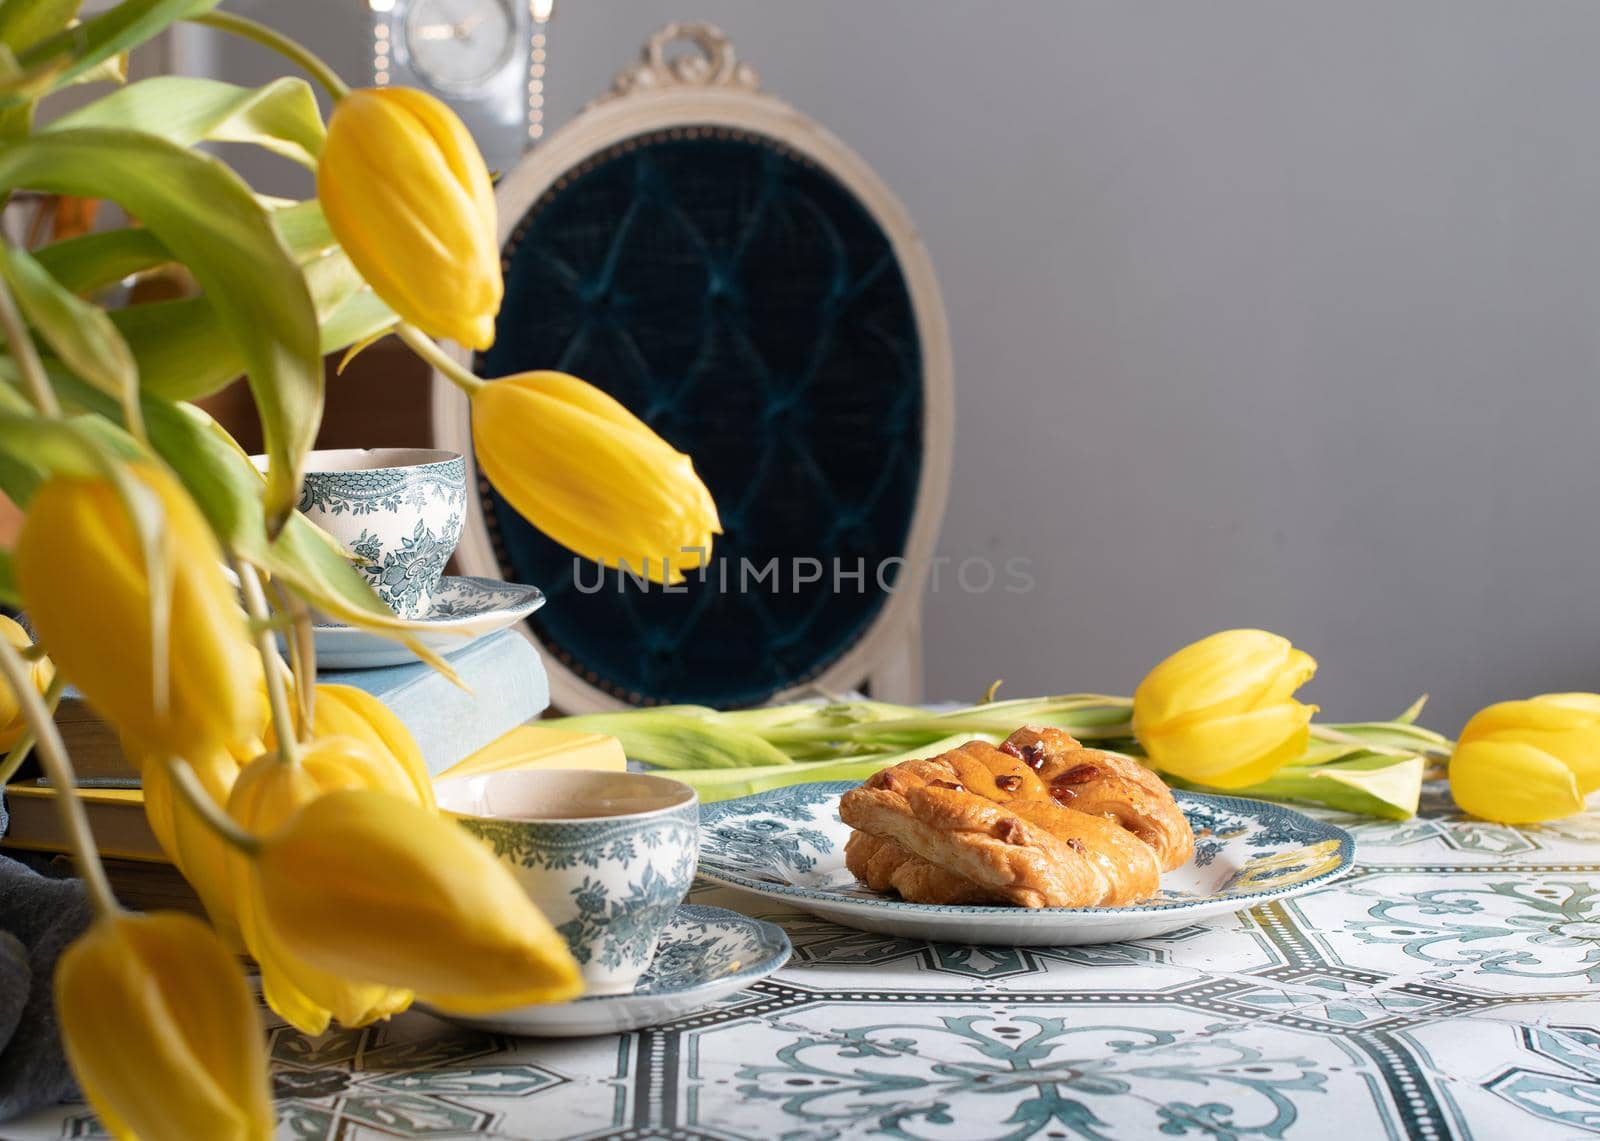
<box><xmin>285</xmin><ymin>448</ymin><xmax>467</xmax><ymax>618</ymax></box>
<box><xmin>437</xmin><ymin>770</ymin><xmax>700</xmax><ymax>996</ymax></box>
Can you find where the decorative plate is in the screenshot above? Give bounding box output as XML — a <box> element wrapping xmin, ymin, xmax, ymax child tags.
<box><xmin>304</xmin><ymin>576</ymin><xmax>544</xmax><ymax>669</ymax></box>
<box><xmin>697</xmin><ymin>783</ymin><xmax>1354</xmax><ymax>946</ymax></box>
<box><xmin>428</xmin><ymin>904</ymin><xmax>791</xmax><ymax>1037</ymax></box>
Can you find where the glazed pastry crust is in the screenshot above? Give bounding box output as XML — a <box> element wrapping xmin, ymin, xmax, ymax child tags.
<box><xmin>838</xmin><ymin>727</ymin><xmax>1194</xmax><ymax>909</ymax></box>
<box><xmin>1000</xmin><ymin>725</ymin><xmax>1196</xmax><ymax>871</ymax></box>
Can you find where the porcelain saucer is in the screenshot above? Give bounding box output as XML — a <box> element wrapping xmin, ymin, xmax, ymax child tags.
<box><xmin>427</xmin><ymin>904</ymin><xmax>791</xmax><ymax>1037</ymax></box>
<box><xmin>698</xmin><ymin>783</ymin><xmax>1354</xmax><ymax>946</ymax></box>
<box><xmin>305</xmin><ymin>575</ymin><xmax>545</xmax><ymax>668</ymax></box>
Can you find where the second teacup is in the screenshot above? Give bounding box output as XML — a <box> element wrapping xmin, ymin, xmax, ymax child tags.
<box><xmin>437</xmin><ymin>769</ymin><xmax>699</xmax><ymax>996</ymax></box>
<box><xmin>268</xmin><ymin>447</ymin><xmax>466</xmax><ymax>619</ymax></box>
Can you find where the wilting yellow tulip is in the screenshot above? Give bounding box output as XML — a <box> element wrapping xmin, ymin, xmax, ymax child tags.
<box><xmin>265</xmin><ymin>683</ymin><xmax>434</xmax><ymax>810</ymax></box>
<box><xmin>472</xmin><ymin>371</ymin><xmax>722</xmax><ymax>584</ymax></box>
<box><xmin>0</xmin><ymin>615</ymin><xmax>52</xmax><ymax>751</ymax></box>
<box><xmin>135</xmin><ymin>743</ymin><xmax>256</xmax><ymax>950</ymax></box>
<box><xmin>55</xmin><ymin>911</ymin><xmax>272</xmax><ymax>1141</ymax></box>
<box><xmin>255</xmin><ymin>789</ymin><xmax>582</xmax><ymax>1012</ymax></box>
<box><xmin>1448</xmin><ymin>693</ymin><xmax>1600</xmax><ymax>822</ymax></box>
<box><xmin>229</xmin><ymin>736</ymin><xmax>420</xmax><ymax>1034</ymax></box>
<box><xmin>318</xmin><ymin>87</ymin><xmax>500</xmax><ymax>349</ymax></box>
<box><xmin>1133</xmin><ymin>629</ymin><xmax>1319</xmax><ymax>789</ymax></box>
<box><xmin>15</xmin><ymin>464</ymin><xmax>264</xmax><ymax>760</ymax></box>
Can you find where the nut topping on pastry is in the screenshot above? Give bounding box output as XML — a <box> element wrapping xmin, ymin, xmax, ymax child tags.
<box><xmin>840</xmin><ymin>725</ymin><xmax>1195</xmax><ymax>909</ymax></box>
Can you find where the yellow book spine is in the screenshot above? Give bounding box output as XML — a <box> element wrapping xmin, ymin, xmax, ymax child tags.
<box><xmin>435</xmin><ymin>725</ymin><xmax>627</xmax><ymax>780</ymax></box>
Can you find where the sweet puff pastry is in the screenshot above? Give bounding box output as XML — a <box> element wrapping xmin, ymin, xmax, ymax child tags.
<box><xmin>840</xmin><ymin>725</ymin><xmax>1195</xmax><ymax>908</ymax></box>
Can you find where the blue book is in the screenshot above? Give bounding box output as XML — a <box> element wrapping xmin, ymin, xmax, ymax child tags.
<box><xmin>43</xmin><ymin>629</ymin><xmax>549</xmax><ymax>785</ymax></box>
<box><xmin>323</xmin><ymin>629</ymin><xmax>550</xmax><ymax>776</ymax></box>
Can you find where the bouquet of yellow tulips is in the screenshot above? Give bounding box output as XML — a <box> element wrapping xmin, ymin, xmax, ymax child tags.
<box><xmin>0</xmin><ymin>2</ymin><xmax>719</xmax><ymax>1136</ymax></box>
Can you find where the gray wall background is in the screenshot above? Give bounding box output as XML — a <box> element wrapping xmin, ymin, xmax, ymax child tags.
<box><xmin>197</xmin><ymin>2</ymin><xmax>1600</xmax><ymax>730</ymax></box>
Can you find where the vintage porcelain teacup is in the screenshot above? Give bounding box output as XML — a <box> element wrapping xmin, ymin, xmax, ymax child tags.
<box><xmin>257</xmin><ymin>448</ymin><xmax>466</xmax><ymax>618</ymax></box>
<box><xmin>436</xmin><ymin>769</ymin><xmax>700</xmax><ymax>996</ymax></box>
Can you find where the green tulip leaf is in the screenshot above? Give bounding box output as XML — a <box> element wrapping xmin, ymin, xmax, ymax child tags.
<box><xmin>0</xmin><ymin>241</ymin><xmax>137</xmax><ymax>427</ymax></box>
<box><xmin>114</xmin><ymin>254</ymin><xmax>390</xmax><ymax>405</ymax></box>
<box><xmin>31</xmin><ymin>225</ymin><xmax>169</xmax><ymax>295</ymax></box>
<box><xmin>302</xmin><ymin>240</ymin><xmax>365</xmax><ymax>323</ymax></box>
<box><xmin>0</xmin><ymin>408</ymin><xmax>123</xmax><ymax>479</ymax></box>
<box><xmin>0</xmin><ymin>546</ymin><xmax>18</xmax><ymax>608</ymax></box>
<box><xmin>0</xmin><ymin>126</ymin><xmax>323</xmax><ymax>527</ymax></box>
<box><xmin>667</xmin><ymin>733</ymin><xmax>991</xmax><ymax>803</ymax></box>
<box><xmin>35</xmin><ymin>200</ymin><xmax>335</xmax><ymax>300</ymax></box>
<box><xmin>0</xmin><ymin>380</ymin><xmax>45</xmax><ymax>502</ymax></box>
<box><xmin>60</xmin><ymin>47</ymin><xmax>124</xmax><ymax>88</ymax></box>
<box><xmin>0</xmin><ymin>374</ymin><xmax>33</xmax><ymax>414</ymax></box>
<box><xmin>1170</xmin><ymin>752</ymin><xmax>1424</xmax><ymax>820</ymax></box>
<box><xmin>319</xmin><ymin>287</ymin><xmax>398</xmax><ymax>356</ymax></box>
<box><xmin>0</xmin><ymin>0</ymin><xmax>80</xmax><ymax>54</ymax></box>
<box><xmin>48</xmin><ymin>75</ymin><xmax>324</xmax><ymax>168</ymax></box>
<box><xmin>0</xmin><ymin>444</ymin><xmax>39</xmax><ymax>505</ymax></box>
<box><xmin>271</xmin><ymin>200</ymin><xmax>337</xmax><ymax>260</ymax></box>
<box><xmin>38</xmin><ymin>201</ymin><xmax>358</xmax><ymax>403</ymax></box>
<box><xmin>5</xmin><ymin>0</ymin><xmax>217</xmax><ymax>102</ymax></box>
<box><xmin>109</xmin><ymin>295</ymin><xmax>235</xmax><ymax>401</ymax></box>
<box><xmin>546</xmin><ymin>712</ymin><xmax>794</xmax><ymax>770</ymax></box>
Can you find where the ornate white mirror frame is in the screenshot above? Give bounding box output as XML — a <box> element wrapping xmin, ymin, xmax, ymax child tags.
<box><xmin>431</xmin><ymin>22</ymin><xmax>954</xmax><ymax>712</ymax></box>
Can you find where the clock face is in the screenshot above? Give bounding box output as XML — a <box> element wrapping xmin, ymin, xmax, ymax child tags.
<box><xmin>403</xmin><ymin>0</ymin><xmax>517</xmax><ymax>92</ymax></box>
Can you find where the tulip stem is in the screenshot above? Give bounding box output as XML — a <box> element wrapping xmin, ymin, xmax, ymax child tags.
<box><xmin>0</xmin><ymin>272</ymin><xmax>60</xmax><ymax>418</ymax></box>
<box><xmin>0</xmin><ymin>639</ymin><xmax>118</xmax><ymax>916</ymax></box>
<box><xmin>270</xmin><ymin>579</ymin><xmax>317</xmax><ymax>740</ymax></box>
<box><xmin>188</xmin><ymin>11</ymin><xmax>351</xmax><ymax>102</ymax></box>
<box><xmin>398</xmin><ymin>325</ymin><xmax>484</xmax><ymax>395</ymax></box>
<box><xmin>234</xmin><ymin>559</ymin><xmax>299</xmax><ymax>767</ymax></box>
<box><xmin>0</xmin><ymin>671</ymin><xmax>63</xmax><ymax>788</ymax></box>
<box><xmin>162</xmin><ymin>756</ymin><xmax>262</xmax><ymax>856</ymax></box>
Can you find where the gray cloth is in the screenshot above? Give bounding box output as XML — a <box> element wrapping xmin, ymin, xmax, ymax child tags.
<box><xmin>0</xmin><ymin>798</ymin><xmax>91</xmax><ymax>1122</ymax></box>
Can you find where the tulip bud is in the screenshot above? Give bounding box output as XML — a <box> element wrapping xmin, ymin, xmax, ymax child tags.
<box><xmin>55</xmin><ymin>911</ymin><xmax>273</xmax><ymax>1141</ymax></box>
<box><xmin>0</xmin><ymin>615</ymin><xmax>52</xmax><ymax>751</ymax></box>
<box><xmin>16</xmin><ymin>464</ymin><xmax>264</xmax><ymax>760</ymax></box>
<box><xmin>228</xmin><ymin>736</ymin><xmax>420</xmax><ymax>1033</ymax></box>
<box><xmin>1133</xmin><ymin>629</ymin><xmax>1319</xmax><ymax>789</ymax></box>
<box><xmin>472</xmin><ymin>371</ymin><xmax>722</xmax><ymax>584</ymax></box>
<box><xmin>318</xmin><ymin>87</ymin><xmax>501</xmax><ymax>349</ymax></box>
<box><xmin>255</xmin><ymin>788</ymin><xmax>582</xmax><ymax>1012</ymax></box>
<box><xmin>265</xmin><ymin>682</ymin><xmax>434</xmax><ymax>810</ymax></box>
<box><xmin>1448</xmin><ymin>693</ymin><xmax>1600</xmax><ymax>822</ymax></box>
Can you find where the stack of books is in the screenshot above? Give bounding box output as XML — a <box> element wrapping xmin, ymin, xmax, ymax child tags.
<box><xmin>2</xmin><ymin>628</ymin><xmax>624</xmax><ymax>913</ymax></box>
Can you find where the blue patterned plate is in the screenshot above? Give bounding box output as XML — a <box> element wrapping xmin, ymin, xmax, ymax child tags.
<box><xmin>698</xmin><ymin>783</ymin><xmax>1354</xmax><ymax>946</ymax></box>
<box><xmin>305</xmin><ymin>575</ymin><xmax>545</xmax><ymax>668</ymax></box>
<box><xmin>424</xmin><ymin>904</ymin><xmax>791</xmax><ymax>1037</ymax></box>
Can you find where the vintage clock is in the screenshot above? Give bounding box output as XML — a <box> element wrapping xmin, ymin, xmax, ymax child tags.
<box><xmin>368</xmin><ymin>0</ymin><xmax>552</xmax><ymax>173</ymax></box>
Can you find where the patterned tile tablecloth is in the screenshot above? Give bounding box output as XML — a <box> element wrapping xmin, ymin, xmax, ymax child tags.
<box><xmin>10</xmin><ymin>785</ymin><xmax>1599</xmax><ymax>1140</ymax></box>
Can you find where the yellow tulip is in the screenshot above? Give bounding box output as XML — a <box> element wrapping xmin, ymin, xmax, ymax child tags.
<box><xmin>15</xmin><ymin>464</ymin><xmax>263</xmax><ymax>760</ymax></box>
<box><xmin>1133</xmin><ymin>629</ymin><xmax>1319</xmax><ymax>789</ymax></box>
<box><xmin>134</xmin><ymin>743</ymin><xmax>256</xmax><ymax>950</ymax></box>
<box><xmin>55</xmin><ymin>911</ymin><xmax>272</xmax><ymax>1141</ymax></box>
<box><xmin>0</xmin><ymin>614</ymin><xmax>52</xmax><ymax>751</ymax></box>
<box><xmin>254</xmin><ymin>788</ymin><xmax>582</xmax><ymax>1012</ymax></box>
<box><xmin>265</xmin><ymin>682</ymin><xmax>434</xmax><ymax>810</ymax></box>
<box><xmin>318</xmin><ymin>87</ymin><xmax>500</xmax><ymax>349</ymax></box>
<box><xmin>228</xmin><ymin>736</ymin><xmax>420</xmax><ymax>1034</ymax></box>
<box><xmin>1447</xmin><ymin>692</ymin><xmax>1600</xmax><ymax>822</ymax></box>
<box><xmin>472</xmin><ymin>371</ymin><xmax>722</xmax><ymax>584</ymax></box>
